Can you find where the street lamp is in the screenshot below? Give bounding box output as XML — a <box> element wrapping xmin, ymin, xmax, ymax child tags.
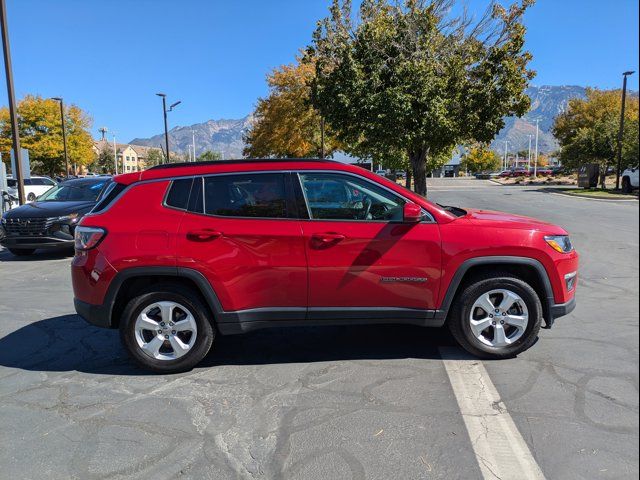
<box><xmin>1</xmin><ymin>0</ymin><xmax>25</xmax><ymax>204</ymax></box>
<box><xmin>615</xmin><ymin>70</ymin><xmax>635</xmax><ymax>190</ymax></box>
<box><xmin>51</xmin><ymin>97</ymin><xmax>69</xmax><ymax>177</ymax></box>
<box><xmin>156</xmin><ymin>93</ymin><xmax>181</xmax><ymax>163</ymax></box>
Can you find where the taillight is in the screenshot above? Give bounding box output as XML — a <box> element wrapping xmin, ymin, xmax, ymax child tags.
<box><xmin>74</xmin><ymin>226</ymin><xmax>106</xmax><ymax>250</ymax></box>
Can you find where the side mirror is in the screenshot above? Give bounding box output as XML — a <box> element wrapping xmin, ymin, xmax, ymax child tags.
<box><xmin>403</xmin><ymin>202</ymin><xmax>422</xmax><ymax>223</ymax></box>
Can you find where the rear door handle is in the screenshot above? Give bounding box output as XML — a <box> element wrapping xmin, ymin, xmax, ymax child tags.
<box><xmin>311</xmin><ymin>232</ymin><xmax>346</xmax><ymax>245</ymax></box>
<box><xmin>187</xmin><ymin>229</ymin><xmax>223</xmax><ymax>242</ymax></box>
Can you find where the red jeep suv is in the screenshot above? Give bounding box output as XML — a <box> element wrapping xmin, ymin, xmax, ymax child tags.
<box><xmin>71</xmin><ymin>159</ymin><xmax>578</xmax><ymax>373</ymax></box>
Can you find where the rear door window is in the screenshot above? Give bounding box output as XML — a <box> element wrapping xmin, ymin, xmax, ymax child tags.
<box><xmin>202</xmin><ymin>173</ymin><xmax>288</xmax><ymax>218</ymax></box>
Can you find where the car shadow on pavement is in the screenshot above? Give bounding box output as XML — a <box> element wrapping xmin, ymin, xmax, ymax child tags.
<box><xmin>0</xmin><ymin>314</ymin><xmax>463</xmax><ymax>375</ymax></box>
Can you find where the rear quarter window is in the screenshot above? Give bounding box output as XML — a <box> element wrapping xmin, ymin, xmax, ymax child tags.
<box><xmin>165</xmin><ymin>178</ymin><xmax>194</xmax><ymax>210</ymax></box>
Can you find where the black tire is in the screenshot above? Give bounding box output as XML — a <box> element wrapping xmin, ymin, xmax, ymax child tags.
<box><xmin>8</xmin><ymin>248</ymin><xmax>36</xmax><ymax>256</ymax></box>
<box><xmin>448</xmin><ymin>273</ymin><xmax>543</xmax><ymax>359</ymax></box>
<box><xmin>621</xmin><ymin>177</ymin><xmax>632</xmax><ymax>194</ymax></box>
<box><xmin>119</xmin><ymin>284</ymin><xmax>215</xmax><ymax>373</ymax></box>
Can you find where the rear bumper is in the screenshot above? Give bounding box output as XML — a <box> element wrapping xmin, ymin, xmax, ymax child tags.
<box><xmin>74</xmin><ymin>298</ymin><xmax>112</xmax><ymax>328</ymax></box>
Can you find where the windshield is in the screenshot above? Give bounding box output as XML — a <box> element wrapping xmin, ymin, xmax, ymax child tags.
<box><xmin>37</xmin><ymin>181</ymin><xmax>108</xmax><ymax>202</ymax></box>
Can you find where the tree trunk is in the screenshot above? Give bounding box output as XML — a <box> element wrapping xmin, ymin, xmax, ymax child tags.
<box><xmin>409</xmin><ymin>148</ymin><xmax>429</xmax><ymax>196</ymax></box>
<box><xmin>600</xmin><ymin>164</ymin><xmax>607</xmax><ymax>190</ymax></box>
<box><xmin>405</xmin><ymin>167</ymin><xmax>412</xmax><ymax>190</ymax></box>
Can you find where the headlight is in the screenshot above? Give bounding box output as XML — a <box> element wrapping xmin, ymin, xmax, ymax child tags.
<box><xmin>74</xmin><ymin>226</ymin><xmax>106</xmax><ymax>250</ymax></box>
<box><xmin>545</xmin><ymin>235</ymin><xmax>574</xmax><ymax>254</ymax></box>
<box><xmin>53</xmin><ymin>213</ymin><xmax>80</xmax><ymax>223</ymax></box>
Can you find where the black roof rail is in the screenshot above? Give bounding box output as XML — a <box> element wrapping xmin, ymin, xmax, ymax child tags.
<box><xmin>147</xmin><ymin>158</ymin><xmax>340</xmax><ymax>171</ymax></box>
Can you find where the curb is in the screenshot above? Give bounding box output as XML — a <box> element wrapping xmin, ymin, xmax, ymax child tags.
<box><xmin>546</xmin><ymin>189</ymin><xmax>639</xmax><ymax>203</ymax></box>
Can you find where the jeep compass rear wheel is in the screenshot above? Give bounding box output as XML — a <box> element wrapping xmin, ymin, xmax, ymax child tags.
<box><xmin>120</xmin><ymin>285</ymin><xmax>215</xmax><ymax>373</ymax></box>
<box><xmin>448</xmin><ymin>273</ymin><xmax>542</xmax><ymax>359</ymax></box>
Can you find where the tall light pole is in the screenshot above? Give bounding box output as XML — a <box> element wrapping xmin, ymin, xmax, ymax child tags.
<box><xmin>156</xmin><ymin>93</ymin><xmax>181</xmax><ymax>163</ymax></box>
<box><xmin>112</xmin><ymin>134</ymin><xmax>118</xmax><ymax>175</ymax></box>
<box><xmin>533</xmin><ymin>119</ymin><xmax>540</xmax><ymax>178</ymax></box>
<box><xmin>1</xmin><ymin>0</ymin><xmax>25</xmax><ymax>204</ymax></box>
<box><xmin>527</xmin><ymin>134</ymin><xmax>533</xmax><ymax>170</ymax></box>
<box><xmin>192</xmin><ymin>129</ymin><xmax>196</xmax><ymax>162</ymax></box>
<box><xmin>503</xmin><ymin>141</ymin><xmax>509</xmax><ymax>170</ymax></box>
<box><xmin>616</xmin><ymin>71</ymin><xmax>635</xmax><ymax>190</ymax></box>
<box><xmin>51</xmin><ymin>97</ymin><xmax>69</xmax><ymax>176</ymax></box>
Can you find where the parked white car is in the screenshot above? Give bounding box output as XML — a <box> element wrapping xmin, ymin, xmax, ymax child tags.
<box><xmin>622</xmin><ymin>166</ymin><xmax>639</xmax><ymax>193</ymax></box>
<box><xmin>7</xmin><ymin>176</ymin><xmax>57</xmax><ymax>202</ymax></box>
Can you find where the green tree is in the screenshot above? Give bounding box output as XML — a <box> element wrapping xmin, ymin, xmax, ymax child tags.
<box><xmin>554</xmin><ymin>88</ymin><xmax>639</xmax><ymax>188</ymax></box>
<box><xmin>461</xmin><ymin>145</ymin><xmax>501</xmax><ymax>173</ymax></box>
<box><xmin>244</xmin><ymin>57</ymin><xmax>342</xmax><ymax>158</ymax></box>
<box><xmin>0</xmin><ymin>95</ymin><xmax>94</xmax><ymax>176</ymax></box>
<box><xmin>91</xmin><ymin>145</ymin><xmax>115</xmax><ymax>174</ymax></box>
<box><xmin>197</xmin><ymin>150</ymin><xmax>223</xmax><ymax>161</ymax></box>
<box><xmin>310</xmin><ymin>0</ymin><xmax>535</xmax><ymax>195</ymax></box>
<box><xmin>145</xmin><ymin>148</ymin><xmax>164</xmax><ymax>168</ymax></box>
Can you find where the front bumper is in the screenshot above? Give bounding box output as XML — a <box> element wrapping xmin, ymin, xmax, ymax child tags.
<box><xmin>544</xmin><ymin>296</ymin><xmax>576</xmax><ymax>328</ymax></box>
<box><xmin>74</xmin><ymin>298</ymin><xmax>112</xmax><ymax>328</ymax></box>
<box><xmin>1</xmin><ymin>235</ymin><xmax>73</xmax><ymax>250</ymax></box>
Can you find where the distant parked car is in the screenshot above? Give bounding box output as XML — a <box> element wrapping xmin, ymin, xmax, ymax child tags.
<box><xmin>395</xmin><ymin>170</ymin><xmax>406</xmax><ymax>179</ymax></box>
<box><xmin>621</xmin><ymin>166</ymin><xmax>639</xmax><ymax>193</ymax></box>
<box><xmin>7</xmin><ymin>176</ymin><xmax>58</xmax><ymax>202</ymax></box>
<box><xmin>500</xmin><ymin>168</ymin><xmax>529</xmax><ymax>178</ymax></box>
<box><xmin>375</xmin><ymin>169</ymin><xmax>387</xmax><ymax>177</ymax></box>
<box><xmin>532</xmin><ymin>167</ymin><xmax>553</xmax><ymax>176</ymax></box>
<box><xmin>511</xmin><ymin>168</ymin><xmax>531</xmax><ymax>177</ymax></box>
<box><xmin>475</xmin><ymin>171</ymin><xmax>501</xmax><ymax>179</ymax></box>
<box><xmin>1</xmin><ymin>177</ymin><xmax>111</xmax><ymax>256</ymax></box>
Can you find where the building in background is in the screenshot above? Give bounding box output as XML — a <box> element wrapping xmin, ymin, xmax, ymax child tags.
<box><xmin>92</xmin><ymin>141</ymin><xmax>162</xmax><ymax>172</ymax></box>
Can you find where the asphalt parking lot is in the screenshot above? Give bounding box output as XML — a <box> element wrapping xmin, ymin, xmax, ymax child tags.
<box><xmin>0</xmin><ymin>180</ymin><xmax>638</xmax><ymax>480</ymax></box>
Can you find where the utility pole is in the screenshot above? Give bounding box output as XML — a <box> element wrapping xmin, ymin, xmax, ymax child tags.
<box><xmin>616</xmin><ymin>71</ymin><xmax>635</xmax><ymax>190</ymax></box>
<box><xmin>527</xmin><ymin>134</ymin><xmax>532</xmax><ymax>170</ymax></box>
<box><xmin>533</xmin><ymin>119</ymin><xmax>540</xmax><ymax>178</ymax></box>
<box><xmin>320</xmin><ymin>117</ymin><xmax>326</xmax><ymax>159</ymax></box>
<box><xmin>51</xmin><ymin>98</ymin><xmax>69</xmax><ymax>177</ymax></box>
<box><xmin>1</xmin><ymin>0</ymin><xmax>25</xmax><ymax>204</ymax></box>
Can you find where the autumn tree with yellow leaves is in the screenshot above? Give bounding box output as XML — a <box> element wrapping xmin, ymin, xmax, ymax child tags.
<box><xmin>244</xmin><ymin>57</ymin><xmax>341</xmax><ymax>159</ymax></box>
<box><xmin>0</xmin><ymin>95</ymin><xmax>95</xmax><ymax>176</ymax></box>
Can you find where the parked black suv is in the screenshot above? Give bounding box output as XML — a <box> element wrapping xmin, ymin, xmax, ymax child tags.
<box><xmin>1</xmin><ymin>177</ymin><xmax>110</xmax><ymax>256</ymax></box>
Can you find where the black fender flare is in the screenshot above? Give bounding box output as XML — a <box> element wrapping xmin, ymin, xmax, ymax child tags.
<box><xmin>434</xmin><ymin>256</ymin><xmax>556</xmax><ymax>327</ymax></box>
<box><xmin>102</xmin><ymin>266</ymin><xmax>225</xmax><ymax>328</ymax></box>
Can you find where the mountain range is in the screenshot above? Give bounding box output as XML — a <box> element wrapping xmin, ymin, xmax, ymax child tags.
<box><xmin>130</xmin><ymin>85</ymin><xmax>591</xmax><ymax>158</ymax></box>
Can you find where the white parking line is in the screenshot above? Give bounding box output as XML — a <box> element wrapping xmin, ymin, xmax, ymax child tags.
<box><xmin>440</xmin><ymin>347</ymin><xmax>545</xmax><ymax>480</ymax></box>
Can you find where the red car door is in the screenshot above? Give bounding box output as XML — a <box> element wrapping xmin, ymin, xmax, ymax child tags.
<box><xmin>296</xmin><ymin>172</ymin><xmax>442</xmax><ymax>317</ymax></box>
<box><xmin>176</xmin><ymin>173</ymin><xmax>307</xmax><ymax>316</ymax></box>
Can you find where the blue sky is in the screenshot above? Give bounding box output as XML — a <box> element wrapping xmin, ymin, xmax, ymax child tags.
<box><xmin>1</xmin><ymin>0</ymin><xmax>638</xmax><ymax>142</ymax></box>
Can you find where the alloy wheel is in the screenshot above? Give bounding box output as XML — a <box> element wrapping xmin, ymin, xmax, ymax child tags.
<box><xmin>134</xmin><ymin>301</ymin><xmax>198</xmax><ymax>361</ymax></box>
<box><xmin>469</xmin><ymin>289</ymin><xmax>529</xmax><ymax>348</ymax></box>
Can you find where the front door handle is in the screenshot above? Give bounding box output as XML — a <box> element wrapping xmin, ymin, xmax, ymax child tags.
<box><xmin>187</xmin><ymin>229</ymin><xmax>223</xmax><ymax>242</ymax></box>
<box><xmin>311</xmin><ymin>232</ymin><xmax>346</xmax><ymax>246</ymax></box>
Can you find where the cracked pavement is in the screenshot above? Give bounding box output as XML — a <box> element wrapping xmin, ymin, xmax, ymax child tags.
<box><xmin>0</xmin><ymin>181</ymin><xmax>638</xmax><ymax>479</ymax></box>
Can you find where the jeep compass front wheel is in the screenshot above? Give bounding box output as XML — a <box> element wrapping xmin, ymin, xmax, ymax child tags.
<box><xmin>448</xmin><ymin>273</ymin><xmax>542</xmax><ymax>359</ymax></box>
<box><xmin>120</xmin><ymin>285</ymin><xmax>215</xmax><ymax>373</ymax></box>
